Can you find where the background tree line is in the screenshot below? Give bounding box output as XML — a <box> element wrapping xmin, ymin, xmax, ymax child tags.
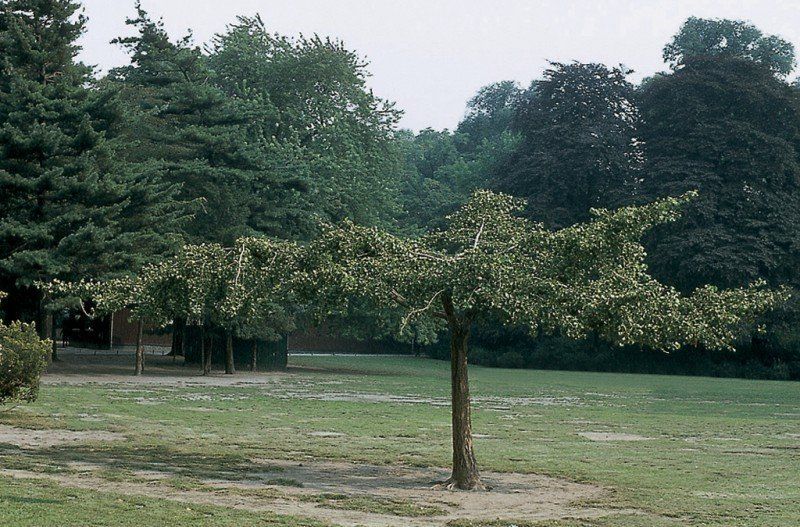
<box><xmin>1</xmin><ymin>1</ymin><xmax>798</xmax><ymax>378</ymax></box>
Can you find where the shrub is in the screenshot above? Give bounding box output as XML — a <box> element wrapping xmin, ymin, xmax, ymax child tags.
<box><xmin>0</xmin><ymin>320</ymin><xmax>50</xmax><ymax>405</ymax></box>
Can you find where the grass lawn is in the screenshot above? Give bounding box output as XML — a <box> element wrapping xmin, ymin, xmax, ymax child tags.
<box><xmin>1</xmin><ymin>352</ymin><xmax>798</xmax><ymax>526</ymax></box>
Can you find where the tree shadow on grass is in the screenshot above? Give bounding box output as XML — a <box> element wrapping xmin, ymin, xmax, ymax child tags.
<box><xmin>3</xmin><ymin>443</ymin><xmax>283</xmax><ymax>482</ymax></box>
<box><xmin>0</xmin><ymin>494</ymin><xmax>64</xmax><ymax>505</ymax></box>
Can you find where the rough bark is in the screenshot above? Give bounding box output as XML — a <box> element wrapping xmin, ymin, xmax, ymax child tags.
<box><xmin>439</xmin><ymin>294</ymin><xmax>486</xmax><ymax>491</ymax></box>
<box><xmin>444</xmin><ymin>324</ymin><xmax>485</xmax><ymax>490</ymax></box>
<box><xmin>134</xmin><ymin>318</ymin><xmax>144</xmax><ymax>376</ymax></box>
<box><xmin>225</xmin><ymin>331</ymin><xmax>235</xmax><ymax>374</ymax></box>
<box><xmin>250</xmin><ymin>340</ymin><xmax>257</xmax><ymax>372</ymax></box>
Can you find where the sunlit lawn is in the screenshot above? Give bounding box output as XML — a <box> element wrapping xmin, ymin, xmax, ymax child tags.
<box><xmin>1</xmin><ymin>354</ymin><xmax>798</xmax><ymax>526</ymax></box>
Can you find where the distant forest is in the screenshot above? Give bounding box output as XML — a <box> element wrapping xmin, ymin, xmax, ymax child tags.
<box><xmin>1</xmin><ymin>2</ymin><xmax>798</xmax><ymax>379</ymax></box>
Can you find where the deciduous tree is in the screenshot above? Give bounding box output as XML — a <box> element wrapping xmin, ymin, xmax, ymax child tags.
<box><xmin>664</xmin><ymin>17</ymin><xmax>795</xmax><ymax>77</ymax></box>
<box><xmin>494</xmin><ymin>62</ymin><xmax>642</xmax><ymax>228</ymax></box>
<box><xmin>305</xmin><ymin>190</ymin><xmax>786</xmax><ymax>489</ymax></box>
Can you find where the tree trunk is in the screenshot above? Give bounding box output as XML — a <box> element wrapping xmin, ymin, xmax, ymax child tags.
<box><xmin>170</xmin><ymin>319</ymin><xmax>179</xmax><ymax>363</ymax></box>
<box><xmin>200</xmin><ymin>326</ymin><xmax>206</xmax><ymax>374</ymax></box>
<box><xmin>444</xmin><ymin>324</ymin><xmax>485</xmax><ymax>490</ymax></box>
<box><xmin>109</xmin><ymin>312</ymin><xmax>115</xmax><ymax>351</ymax></box>
<box><xmin>36</xmin><ymin>301</ymin><xmax>48</xmax><ymax>340</ymax></box>
<box><xmin>180</xmin><ymin>325</ymin><xmax>186</xmax><ymax>360</ymax></box>
<box><xmin>250</xmin><ymin>340</ymin><xmax>257</xmax><ymax>372</ymax></box>
<box><xmin>134</xmin><ymin>318</ymin><xmax>144</xmax><ymax>376</ymax></box>
<box><xmin>204</xmin><ymin>335</ymin><xmax>214</xmax><ymax>375</ymax></box>
<box><xmin>49</xmin><ymin>312</ymin><xmax>59</xmax><ymax>362</ymax></box>
<box><xmin>225</xmin><ymin>331</ymin><xmax>235</xmax><ymax>374</ymax></box>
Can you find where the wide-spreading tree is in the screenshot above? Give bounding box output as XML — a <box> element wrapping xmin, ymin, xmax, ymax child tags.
<box><xmin>0</xmin><ymin>0</ymin><xmax>186</xmax><ymax>344</ymax></box>
<box><xmin>305</xmin><ymin>190</ymin><xmax>786</xmax><ymax>490</ymax></box>
<box><xmin>46</xmin><ymin>237</ymin><xmax>299</xmax><ymax>375</ymax></box>
<box><xmin>494</xmin><ymin>62</ymin><xmax>642</xmax><ymax>228</ymax></box>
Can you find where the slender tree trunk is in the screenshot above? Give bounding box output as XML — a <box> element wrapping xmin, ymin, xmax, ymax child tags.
<box><xmin>49</xmin><ymin>313</ymin><xmax>58</xmax><ymax>362</ymax></box>
<box><xmin>134</xmin><ymin>318</ymin><xmax>144</xmax><ymax>376</ymax></box>
<box><xmin>109</xmin><ymin>312</ymin><xmax>114</xmax><ymax>351</ymax></box>
<box><xmin>250</xmin><ymin>340</ymin><xmax>258</xmax><ymax>372</ymax></box>
<box><xmin>225</xmin><ymin>330</ymin><xmax>235</xmax><ymax>374</ymax></box>
<box><xmin>36</xmin><ymin>302</ymin><xmax>48</xmax><ymax>340</ymax></box>
<box><xmin>200</xmin><ymin>326</ymin><xmax>206</xmax><ymax>374</ymax></box>
<box><xmin>204</xmin><ymin>335</ymin><xmax>214</xmax><ymax>375</ymax></box>
<box><xmin>180</xmin><ymin>324</ymin><xmax>186</xmax><ymax>362</ymax></box>
<box><xmin>170</xmin><ymin>320</ymin><xmax>178</xmax><ymax>363</ymax></box>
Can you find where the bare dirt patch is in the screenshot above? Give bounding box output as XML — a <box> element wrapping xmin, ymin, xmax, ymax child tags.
<box><xmin>2</xmin><ymin>458</ymin><xmax>629</xmax><ymax>527</ymax></box>
<box><xmin>0</xmin><ymin>424</ymin><xmax>125</xmax><ymax>449</ymax></box>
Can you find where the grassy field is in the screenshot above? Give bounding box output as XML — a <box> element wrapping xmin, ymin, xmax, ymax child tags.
<box><xmin>1</xmin><ymin>353</ymin><xmax>798</xmax><ymax>526</ymax></box>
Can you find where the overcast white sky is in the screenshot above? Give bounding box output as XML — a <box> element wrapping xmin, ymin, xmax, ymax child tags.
<box><xmin>77</xmin><ymin>0</ymin><xmax>800</xmax><ymax>131</ymax></box>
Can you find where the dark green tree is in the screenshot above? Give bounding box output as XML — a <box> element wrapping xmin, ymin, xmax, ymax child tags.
<box><xmin>109</xmin><ymin>5</ymin><xmax>305</xmax><ymax>244</ymax></box>
<box><xmin>456</xmin><ymin>80</ymin><xmax>521</xmax><ymax>156</ymax></box>
<box><xmin>0</xmin><ymin>0</ymin><xmax>186</xmax><ymax>337</ymax></box>
<box><xmin>493</xmin><ymin>62</ymin><xmax>642</xmax><ymax>228</ymax></box>
<box><xmin>664</xmin><ymin>17</ymin><xmax>795</xmax><ymax>77</ymax></box>
<box><xmin>639</xmin><ymin>55</ymin><xmax>800</xmax><ymax>294</ymax></box>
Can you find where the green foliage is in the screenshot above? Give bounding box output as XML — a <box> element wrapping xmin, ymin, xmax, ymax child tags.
<box><xmin>45</xmin><ymin>237</ymin><xmax>301</xmax><ymax>342</ymax></box>
<box><xmin>0</xmin><ymin>0</ymin><xmax>187</xmax><ymax>312</ymax></box>
<box><xmin>0</xmin><ymin>293</ymin><xmax>49</xmax><ymax>405</ymax></box>
<box><xmin>494</xmin><ymin>62</ymin><xmax>641</xmax><ymax>227</ymax></box>
<box><xmin>400</xmin><ymin>82</ymin><xmax>520</xmax><ymax>232</ymax></box>
<box><xmin>457</xmin><ymin>81</ymin><xmax>522</xmax><ymax>155</ymax></box>
<box><xmin>207</xmin><ymin>14</ymin><xmax>403</xmax><ymax>233</ymax></box>
<box><xmin>108</xmin><ymin>5</ymin><xmax>302</xmax><ymax>244</ymax></box>
<box><xmin>664</xmin><ymin>16</ymin><xmax>795</xmax><ymax>76</ymax></box>
<box><xmin>638</xmin><ymin>55</ymin><xmax>800</xmax><ymax>293</ymax></box>
<box><xmin>306</xmin><ymin>190</ymin><xmax>786</xmax><ymax>351</ymax></box>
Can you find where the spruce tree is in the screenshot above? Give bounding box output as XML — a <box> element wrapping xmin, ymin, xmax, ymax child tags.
<box><xmin>0</xmin><ymin>0</ymin><xmax>186</xmax><ymax>332</ymax></box>
<box><xmin>109</xmin><ymin>5</ymin><xmax>307</xmax><ymax>244</ymax></box>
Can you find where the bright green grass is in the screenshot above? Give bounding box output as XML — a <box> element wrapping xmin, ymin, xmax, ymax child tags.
<box><xmin>1</xmin><ymin>355</ymin><xmax>798</xmax><ymax>526</ymax></box>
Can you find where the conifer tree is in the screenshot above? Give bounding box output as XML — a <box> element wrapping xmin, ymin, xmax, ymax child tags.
<box><xmin>0</xmin><ymin>0</ymin><xmax>186</xmax><ymax>338</ymax></box>
<box><xmin>109</xmin><ymin>5</ymin><xmax>307</xmax><ymax>244</ymax></box>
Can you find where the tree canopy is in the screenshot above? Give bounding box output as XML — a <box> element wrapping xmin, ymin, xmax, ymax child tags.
<box><xmin>208</xmin><ymin>14</ymin><xmax>404</xmax><ymax>233</ymax></box>
<box><xmin>493</xmin><ymin>62</ymin><xmax>641</xmax><ymax>228</ymax></box>
<box><xmin>0</xmin><ymin>0</ymin><xmax>187</xmax><ymax>329</ymax></box>
<box><xmin>303</xmin><ymin>189</ymin><xmax>785</xmax><ymax>489</ymax></box>
<box><xmin>108</xmin><ymin>5</ymin><xmax>300</xmax><ymax>244</ymax></box>
<box><xmin>663</xmin><ymin>17</ymin><xmax>796</xmax><ymax>76</ymax></box>
<box><xmin>638</xmin><ymin>55</ymin><xmax>800</xmax><ymax>293</ymax></box>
